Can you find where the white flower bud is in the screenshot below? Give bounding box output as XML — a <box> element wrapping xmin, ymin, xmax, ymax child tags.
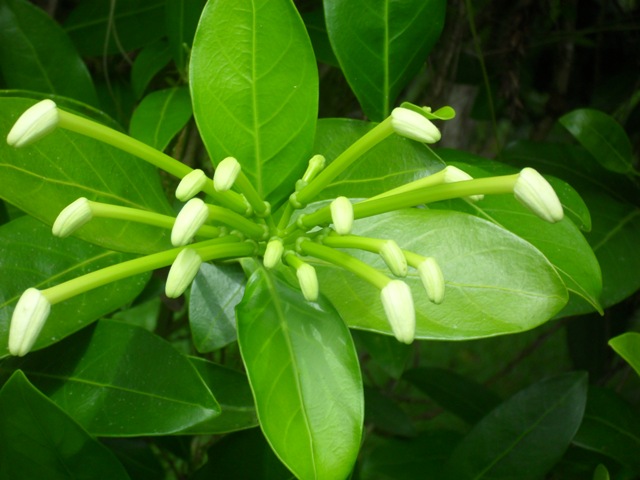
<box><xmin>263</xmin><ymin>238</ymin><xmax>284</xmax><ymax>269</ymax></box>
<box><xmin>51</xmin><ymin>197</ymin><xmax>93</xmax><ymax>238</ymax></box>
<box><xmin>8</xmin><ymin>288</ymin><xmax>51</xmax><ymax>357</ymax></box>
<box><xmin>330</xmin><ymin>196</ymin><xmax>353</xmax><ymax>235</ymax></box>
<box><xmin>171</xmin><ymin>198</ymin><xmax>209</xmax><ymax>246</ymax></box>
<box><xmin>165</xmin><ymin>249</ymin><xmax>202</xmax><ymax>298</ymax></box>
<box><xmin>176</xmin><ymin>169</ymin><xmax>207</xmax><ymax>201</ymax></box>
<box><xmin>214</xmin><ymin>157</ymin><xmax>241</xmax><ymax>192</ymax></box>
<box><xmin>296</xmin><ymin>263</ymin><xmax>319</xmax><ymax>302</ymax></box>
<box><xmin>379</xmin><ymin>240</ymin><xmax>408</xmax><ymax>277</ymax></box>
<box><xmin>380</xmin><ymin>280</ymin><xmax>416</xmax><ymax>344</ymax></box>
<box><xmin>417</xmin><ymin>257</ymin><xmax>445</xmax><ymax>304</ymax></box>
<box><xmin>7</xmin><ymin>99</ymin><xmax>59</xmax><ymax>147</ymax></box>
<box><xmin>390</xmin><ymin>107</ymin><xmax>441</xmax><ymax>144</ymax></box>
<box><xmin>442</xmin><ymin>166</ymin><xmax>484</xmax><ymax>201</ymax></box>
<box><xmin>513</xmin><ymin>168</ymin><xmax>563</xmax><ymax>223</ymax></box>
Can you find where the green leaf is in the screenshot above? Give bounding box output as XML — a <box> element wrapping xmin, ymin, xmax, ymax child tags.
<box><xmin>364</xmin><ymin>386</ymin><xmax>416</xmax><ymax>437</ymax></box>
<box><xmin>313</xmin><ymin>118</ymin><xmax>446</xmax><ymax>200</ymax></box>
<box><xmin>593</xmin><ymin>464</ymin><xmax>610</xmax><ymax>480</ymax></box>
<box><xmin>0</xmin><ymin>0</ymin><xmax>98</xmax><ymax>106</ymax></box>
<box><xmin>447</xmin><ymin>372</ymin><xmax>588</xmax><ymax>479</ymax></box>
<box><xmin>0</xmin><ymin>320</ymin><xmax>220</xmax><ymax>436</ymax></box>
<box><xmin>165</xmin><ymin>0</ymin><xmax>206</xmax><ymax>74</ymax></box>
<box><xmin>64</xmin><ymin>0</ymin><xmax>166</xmax><ymax>56</ymax></box>
<box><xmin>324</xmin><ymin>0</ymin><xmax>446</xmax><ymax>120</ymax></box>
<box><xmin>559</xmin><ymin>109</ymin><xmax>634</xmax><ymax>174</ymax></box>
<box><xmin>236</xmin><ymin>268</ymin><xmax>363</xmax><ymax>480</ymax></box>
<box><xmin>189</xmin><ymin>262</ymin><xmax>245</xmax><ymax>353</ymax></box>
<box><xmin>609</xmin><ymin>332</ymin><xmax>640</xmax><ymax>377</ymax></box>
<box><xmin>316</xmin><ymin>209</ymin><xmax>568</xmax><ymax>340</ymax></box>
<box><xmin>190</xmin><ymin>0</ymin><xmax>318</xmax><ymax>205</ymax></box>
<box><xmin>0</xmin><ymin>370</ymin><xmax>130</xmax><ymax>479</ymax></box>
<box><xmin>353</xmin><ymin>330</ymin><xmax>412</xmax><ymax>379</ymax></box>
<box><xmin>129</xmin><ymin>87</ymin><xmax>193</xmax><ymax>151</ymax></box>
<box><xmin>404</xmin><ymin>367</ymin><xmax>501</xmax><ymax>424</ymax></box>
<box><xmin>0</xmin><ymin>97</ymin><xmax>174</xmax><ymax>254</ymax></box>
<box><xmin>131</xmin><ymin>39</ymin><xmax>172</xmax><ymax>99</ymax></box>
<box><xmin>181</xmin><ymin>357</ymin><xmax>258</xmax><ymax>434</ymax></box>
<box><xmin>301</xmin><ymin>7</ymin><xmax>339</xmax><ymax>66</ymax></box>
<box><xmin>573</xmin><ymin>387</ymin><xmax>640</xmax><ymax>473</ymax></box>
<box><xmin>0</xmin><ymin>216</ymin><xmax>148</xmax><ymax>357</ymax></box>
<box><xmin>101</xmin><ymin>438</ymin><xmax>164</xmax><ymax>480</ymax></box>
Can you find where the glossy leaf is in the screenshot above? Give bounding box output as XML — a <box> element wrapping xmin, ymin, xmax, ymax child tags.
<box><xmin>447</xmin><ymin>372</ymin><xmax>588</xmax><ymax>479</ymax></box>
<box><xmin>560</xmin><ymin>109</ymin><xmax>634</xmax><ymax>174</ymax></box>
<box><xmin>313</xmin><ymin>118</ymin><xmax>446</xmax><ymax>201</ymax></box>
<box><xmin>316</xmin><ymin>209</ymin><xmax>568</xmax><ymax>340</ymax></box>
<box><xmin>0</xmin><ymin>0</ymin><xmax>98</xmax><ymax>106</ymax></box>
<box><xmin>236</xmin><ymin>268</ymin><xmax>363</xmax><ymax>480</ymax></box>
<box><xmin>190</xmin><ymin>0</ymin><xmax>318</xmax><ymax>205</ymax></box>
<box><xmin>0</xmin><ymin>371</ymin><xmax>130</xmax><ymax>479</ymax></box>
<box><xmin>165</xmin><ymin>0</ymin><xmax>207</xmax><ymax>74</ymax></box>
<box><xmin>324</xmin><ymin>0</ymin><xmax>446</xmax><ymax>120</ymax></box>
<box><xmin>0</xmin><ymin>320</ymin><xmax>220</xmax><ymax>436</ymax></box>
<box><xmin>189</xmin><ymin>262</ymin><xmax>245</xmax><ymax>352</ymax></box>
<box><xmin>0</xmin><ymin>97</ymin><xmax>174</xmax><ymax>254</ymax></box>
<box><xmin>0</xmin><ymin>216</ymin><xmax>147</xmax><ymax>358</ymax></box>
<box><xmin>64</xmin><ymin>0</ymin><xmax>165</xmax><ymax>56</ymax></box>
<box><xmin>131</xmin><ymin>39</ymin><xmax>172</xmax><ymax>99</ymax></box>
<box><xmin>129</xmin><ymin>87</ymin><xmax>193</xmax><ymax>151</ymax></box>
<box><xmin>609</xmin><ymin>332</ymin><xmax>640</xmax><ymax>377</ymax></box>
<box><xmin>404</xmin><ymin>367</ymin><xmax>501</xmax><ymax>424</ymax></box>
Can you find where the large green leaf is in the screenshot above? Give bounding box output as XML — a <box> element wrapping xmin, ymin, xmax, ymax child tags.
<box><xmin>0</xmin><ymin>97</ymin><xmax>173</xmax><ymax>254</ymax></box>
<box><xmin>0</xmin><ymin>0</ymin><xmax>98</xmax><ymax>106</ymax></box>
<box><xmin>0</xmin><ymin>216</ymin><xmax>147</xmax><ymax>358</ymax></box>
<box><xmin>190</xmin><ymin>0</ymin><xmax>318</xmax><ymax>205</ymax></box>
<box><xmin>0</xmin><ymin>320</ymin><xmax>220</xmax><ymax>436</ymax></box>
<box><xmin>609</xmin><ymin>332</ymin><xmax>640</xmax><ymax>377</ymax></box>
<box><xmin>324</xmin><ymin>0</ymin><xmax>446</xmax><ymax>120</ymax></box>
<box><xmin>447</xmin><ymin>372</ymin><xmax>588</xmax><ymax>479</ymax></box>
<box><xmin>0</xmin><ymin>371</ymin><xmax>130</xmax><ymax>479</ymax></box>
<box><xmin>315</xmin><ymin>209</ymin><xmax>568</xmax><ymax>340</ymax></box>
<box><xmin>236</xmin><ymin>268</ymin><xmax>363</xmax><ymax>480</ymax></box>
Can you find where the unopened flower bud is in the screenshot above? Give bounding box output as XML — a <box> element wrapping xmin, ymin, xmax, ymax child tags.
<box><xmin>443</xmin><ymin>166</ymin><xmax>484</xmax><ymax>201</ymax></box>
<box><xmin>380</xmin><ymin>280</ymin><xmax>416</xmax><ymax>344</ymax></box>
<box><xmin>417</xmin><ymin>257</ymin><xmax>445</xmax><ymax>304</ymax></box>
<box><xmin>8</xmin><ymin>288</ymin><xmax>51</xmax><ymax>356</ymax></box>
<box><xmin>263</xmin><ymin>238</ymin><xmax>284</xmax><ymax>269</ymax></box>
<box><xmin>513</xmin><ymin>168</ymin><xmax>563</xmax><ymax>223</ymax></box>
<box><xmin>165</xmin><ymin>248</ymin><xmax>202</xmax><ymax>298</ymax></box>
<box><xmin>391</xmin><ymin>107</ymin><xmax>441</xmax><ymax>144</ymax></box>
<box><xmin>379</xmin><ymin>240</ymin><xmax>407</xmax><ymax>277</ymax></box>
<box><xmin>296</xmin><ymin>263</ymin><xmax>319</xmax><ymax>301</ymax></box>
<box><xmin>176</xmin><ymin>169</ymin><xmax>207</xmax><ymax>201</ymax></box>
<box><xmin>214</xmin><ymin>157</ymin><xmax>241</xmax><ymax>192</ymax></box>
<box><xmin>171</xmin><ymin>198</ymin><xmax>209</xmax><ymax>246</ymax></box>
<box><xmin>7</xmin><ymin>99</ymin><xmax>59</xmax><ymax>147</ymax></box>
<box><xmin>330</xmin><ymin>196</ymin><xmax>353</xmax><ymax>235</ymax></box>
<box><xmin>52</xmin><ymin>197</ymin><xmax>93</xmax><ymax>238</ymax></box>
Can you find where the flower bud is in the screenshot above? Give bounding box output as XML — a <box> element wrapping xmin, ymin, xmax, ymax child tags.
<box><xmin>214</xmin><ymin>157</ymin><xmax>241</xmax><ymax>192</ymax></box>
<box><xmin>296</xmin><ymin>263</ymin><xmax>319</xmax><ymax>302</ymax></box>
<box><xmin>391</xmin><ymin>107</ymin><xmax>441</xmax><ymax>144</ymax></box>
<box><xmin>8</xmin><ymin>288</ymin><xmax>51</xmax><ymax>357</ymax></box>
<box><xmin>379</xmin><ymin>240</ymin><xmax>408</xmax><ymax>277</ymax></box>
<box><xmin>380</xmin><ymin>280</ymin><xmax>416</xmax><ymax>344</ymax></box>
<box><xmin>442</xmin><ymin>166</ymin><xmax>484</xmax><ymax>201</ymax></box>
<box><xmin>171</xmin><ymin>198</ymin><xmax>209</xmax><ymax>246</ymax></box>
<box><xmin>330</xmin><ymin>196</ymin><xmax>353</xmax><ymax>235</ymax></box>
<box><xmin>165</xmin><ymin>248</ymin><xmax>202</xmax><ymax>298</ymax></box>
<box><xmin>176</xmin><ymin>169</ymin><xmax>207</xmax><ymax>201</ymax></box>
<box><xmin>52</xmin><ymin>197</ymin><xmax>93</xmax><ymax>238</ymax></box>
<box><xmin>263</xmin><ymin>238</ymin><xmax>284</xmax><ymax>269</ymax></box>
<box><xmin>7</xmin><ymin>99</ymin><xmax>59</xmax><ymax>148</ymax></box>
<box><xmin>513</xmin><ymin>168</ymin><xmax>563</xmax><ymax>223</ymax></box>
<box><xmin>417</xmin><ymin>257</ymin><xmax>445</xmax><ymax>304</ymax></box>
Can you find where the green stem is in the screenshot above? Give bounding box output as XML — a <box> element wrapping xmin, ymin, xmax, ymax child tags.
<box><xmin>233</xmin><ymin>171</ymin><xmax>269</xmax><ymax>216</ymax></box>
<box><xmin>321</xmin><ymin>234</ymin><xmax>386</xmax><ymax>253</ymax></box>
<box><xmin>368</xmin><ymin>167</ymin><xmax>449</xmax><ymax>200</ymax></box>
<box><xmin>206</xmin><ymin>204</ymin><xmax>268</xmax><ymax>240</ymax></box>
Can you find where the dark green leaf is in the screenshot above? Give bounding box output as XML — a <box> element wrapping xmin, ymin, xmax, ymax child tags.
<box><xmin>131</xmin><ymin>39</ymin><xmax>173</xmax><ymax>99</ymax></box>
<box><xmin>301</xmin><ymin>8</ymin><xmax>339</xmax><ymax>66</ymax></box>
<box><xmin>165</xmin><ymin>0</ymin><xmax>207</xmax><ymax>74</ymax></box>
<box><xmin>364</xmin><ymin>386</ymin><xmax>416</xmax><ymax>437</ymax></box>
<box><xmin>609</xmin><ymin>332</ymin><xmax>640</xmax><ymax>377</ymax></box>
<box><xmin>236</xmin><ymin>268</ymin><xmax>363</xmax><ymax>480</ymax></box>
<box><xmin>0</xmin><ymin>320</ymin><xmax>220</xmax><ymax>436</ymax></box>
<box><xmin>324</xmin><ymin>0</ymin><xmax>446</xmax><ymax>120</ymax></box>
<box><xmin>353</xmin><ymin>330</ymin><xmax>412</xmax><ymax>379</ymax></box>
<box><xmin>0</xmin><ymin>0</ymin><xmax>98</xmax><ymax>106</ymax></box>
<box><xmin>0</xmin><ymin>370</ymin><xmax>130</xmax><ymax>479</ymax></box>
<box><xmin>190</xmin><ymin>0</ymin><xmax>318</xmax><ymax>205</ymax></box>
<box><xmin>0</xmin><ymin>216</ymin><xmax>147</xmax><ymax>357</ymax></box>
<box><xmin>447</xmin><ymin>372</ymin><xmax>588</xmax><ymax>479</ymax></box>
<box><xmin>101</xmin><ymin>438</ymin><xmax>164</xmax><ymax>480</ymax></box>
<box><xmin>129</xmin><ymin>86</ymin><xmax>192</xmax><ymax>151</ymax></box>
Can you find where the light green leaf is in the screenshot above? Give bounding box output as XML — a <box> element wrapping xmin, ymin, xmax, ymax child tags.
<box><xmin>609</xmin><ymin>332</ymin><xmax>640</xmax><ymax>377</ymax></box>
<box><xmin>236</xmin><ymin>268</ymin><xmax>363</xmax><ymax>480</ymax></box>
<box><xmin>0</xmin><ymin>320</ymin><xmax>221</xmax><ymax>436</ymax></box>
<box><xmin>324</xmin><ymin>0</ymin><xmax>446</xmax><ymax>120</ymax></box>
<box><xmin>190</xmin><ymin>0</ymin><xmax>318</xmax><ymax>205</ymax></box>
